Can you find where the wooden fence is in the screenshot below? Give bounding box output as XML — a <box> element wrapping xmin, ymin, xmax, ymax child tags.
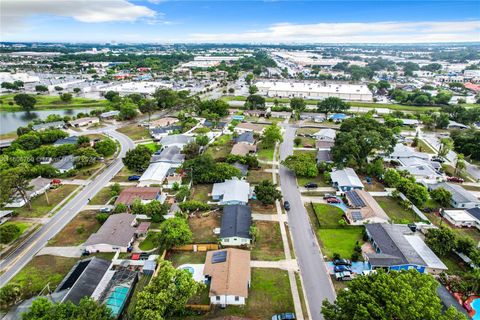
<box><xmin>186</xmin><ymin>304</ymin><xmax>211</xmax><ymax>311</ymax></box>
<box><xmin>172</xmin><ymin>243</ymin><xmax>219</xmax><ymax>252</ymax></box>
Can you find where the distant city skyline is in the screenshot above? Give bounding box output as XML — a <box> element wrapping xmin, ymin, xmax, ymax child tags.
<box><xmin>1</xmin><ymin>0</ymin><xmax>479</xmax><ymax>43</ymax></box>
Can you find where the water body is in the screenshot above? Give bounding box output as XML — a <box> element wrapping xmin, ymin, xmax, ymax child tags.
<box><xmin>0</xmin><ymin>108</ymin><xmax>95</xmax><ymax>134</ymax></box>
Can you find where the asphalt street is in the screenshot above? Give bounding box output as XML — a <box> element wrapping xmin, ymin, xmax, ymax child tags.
<box><xmin>0</xmin><ymin>129</ymin><xmax>135</xmax><ymax>286</ymax></box>
<box><xmin>279</xmin><ymin>125</ymin><xmax>336</xmax><ymax>320</ymax></box>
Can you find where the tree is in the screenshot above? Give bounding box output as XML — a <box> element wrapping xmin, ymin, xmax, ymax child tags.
<box><xmin>282</xmin><ymin>153</ymin><xmax>318</xmax><ymax>177</ymax></box>
<box><xmin>182</xmin><ymin>141</ymin><xmax>201</xmax><ymax>160</ymax></box>
<box><xmin>123</xmin><ymin>145</ymin><xmax>153</xmax><ymax>172</ymax></box>
<box><xmin>290</xmin><ymin>97</ymin><xmax>306</xmax><ymax>118</ymax></box>
<box><xmin>245</xmin><ymin>73</ymin><xmax>254</xmax><ymax>85</ymax></box>
<box><xmin>138</xmin><ymin>99</ymin><xmax>156</xmax><ymax>122</ymax></box>
<box><xmin>73</xmin><ymin>87</ymin><xmax>81</xmax><ymax>94</ymax></box>
<box><xmin>454</xmin><ymin>153</ymin><xmax>466</xmax><ymax>176</ymax></box>
<box><xmin>0</xmin><ymin>223</ymin><xmax>21</xmax><ymax>243</ymax></box>
<box><xmin>104</xmin><ymin>90</ymin><xmax>120</xmax><ymax>102</ymax></box>
<box><xmin>183</xmin><ymin>155</ymin><xmax>241</xmax><ymax>184</ymax></box>
<box><xmin>248</xmin><ymin>85</ymin><xmax>258</xmax><ymax>95</ymax></box>
<box><xmin>74</xmin><ymin>147</ymin><xmax>100</xmax><ymax>168</ymax></box>
<box><xmin>145</xmin><ymin>200</ymin><xmax>169</xmax><ymax>223</ymax></box>
<box><xmin>60</xmin><ymin>92</ymin><xmax>73</xmax><ymax>103</ymax></box>
<box><xmin>331</xmin><ymin>116</ymin><xmax>396</xmax><ymax>171</ymax></box>
<box><xmin>321</xmin><ymin>269</ymin><xmax>467</xmax><ymax>320</ymax></box>
<box><xmin>94</xmin><ymin>138</ymin><xmax>117</xmax><ymax>157</ymax></box>
<box><xmin>134</xmin><ymin>260</ymin><xmax>203</xmax><ymax>319</ymax></box>
<box><xmin>434</xmin><ymin>91</ymin><xmax>452</xmax><ymax>105</ymax></box>
<box><xmin>317</xmin><ymin>97</ymin><xmax>349</xmax><ymax>118</ymax></box>
<box><xmin>430</xmin><ymin>188</ymin><xmax>452</xmax><ymax>207</ymax></box>
<box><xmin>156</xmin><ymin>217</ymin><xmax>192</xmax><ymax>251</ymax></box>
<box><xmin>197</xmin><ymin>99</ymin><xmax>229</xmax><ymax>119</ymax></box>
<box><xmin>245</xmin><ymin>94</ymin><xmax>266</xmax><ymax>110</ymax></box>
<box><xmin>254</xmin><ymin>180</ymin><xmax>282</xmax><ymax>205</ymax></box>
<box><xmin>294</xmin><ymin>137</ymin><xmax>302</xmax><ymax>146</ymax></box>
<box><xmin>435</xmin><ymin>113</ymin><xmax>450</xmax><ymax>129</ymax></box>
<box><xmin>0</xmin><ymin>166</ymin><xmax>33</xmax><ymax>210</ymax></box>
<box><xmin>0</xmin><ymin>284</ymin><xmax>21</xmax><ymax>309</ymax></box>
<box><xmin>154</xmin><ymin>88</ymin><xmax>179</xmax><ymax>109</ymax></box>
<box><xmin>426</xmin><ymin>226</ymin><xmax>457</xmax><ymax>256</ymax></box>
<box><xmin>35</xmin><ymin>85</ymin><xmax>48</xmax><ymax>93</ymax></box>
<box><xmin>118</xmin><ymin>103</ymin><xmax>138</xmax><ymax>120</ymax></box>
<box><xmin>21</xmin><ymin>297</ymin><xmax>113</xmax><ymax>320</ymax></box>
<box><xmin>438</xmin><ymin>138</ymin><xmax>453</xmax><ymax>158</ymax></box>
<box><xmin>195</xmin><ymin>134</ymin><xmax>209</xmax><ymax>146</ymax></box>
<box><xmin>96</xmin><ymin>213</ymin><xmax>109</xmax><ymax>224</ymax></box>
<box><xmin>261</xmin><ymin>123</ymin><xmax>283</xmax><ymax>148</ymax></box>
<box><xmin>450</xmin><ymin>129</ymin><xmax>480</xmax><ymax>161</ymax></box>
<box><xmin>13</xmin><ymin>94</ymin><xmax>36</xmax><ymax>110</ymax></box>
<box><xmin>114</xmin><ymin>203</ymin><xmax>128</xmax><ymax>213</ymax></box>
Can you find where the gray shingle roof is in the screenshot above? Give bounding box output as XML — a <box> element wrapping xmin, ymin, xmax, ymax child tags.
<box><xmin>220</xmin><ymin>205</ymin><xmax>252</xmax><ymax>239</ymax></box>
<box><xmin>85</xmin><ymin>213</ymin><xmax>136</xmax><ymax>247</ymax></box>
<box><xmin>159</xmin><ymin>134</ymin><xmax>194</xmax><ymax>146</ymax></box>
<box><xmin>235</xmin><ymin>131</ymin><xmax>255</xmax><ymax>144</ymax></box>
<box><xmin>430</xmin><ymin>182</ymin><xmax>478</xmax><ymax>204</ymax></box>
<box><xmin>32</xmin><ymin>121</ymin><xmax>65</xmax><ymax>131</ymax></box>
<box><xmin>151</xmin><ymin>146</ymin><xmax>185</xmax><ymax>163</ymax></box>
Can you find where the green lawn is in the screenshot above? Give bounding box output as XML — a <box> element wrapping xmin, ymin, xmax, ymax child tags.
<box><xmin>312</xmin><ymin>203</ymin><xmax>345</xmax><ymax>228</ymax></box>
<box><xmin>251</xmin><ymin>221</ymin><xmax>285</xmax><ymax>261</ymax></box>
<box><xmin>205</xmin><ymin>143</ymin><xmax>232</xmax><ymax>160</ymax></box>
<box><xmin>0</xmin><ymin>221</ymin><xmax>32</xmax><ymax>243</ymax></box>
<box><xmin>167</xmin><ymin>251</ymin><xmax>207</xmax><ymax>267</ymax></box>
<box><xmin>417</xmin><ymin>139</ymin><xmax>436</xmax><ymax>154</ymax></box>
<box><xmin>375</xmin><ymin>196</ymin><xmax>419</xmax><ymax>224</ymax></box>
<box><xmin>190</xmin><ymin>184</ymin><xmax>212</xmax><ymax>202</ymax></box>
<box><xmin>257</xmin><ymin>144</ymin><xmax>275</xmax><ymax>161</ymax></box>
<box><xmin>317</xmin><ymin>227</ymin><xmax>364</xmax><ymax>260</ymax></box>
<box><xmin>7</xmin><ymin>255</ymin><xmax>79</xmax><ymax>301</ymax></box>
<box><xmin>89</xmin><ymin>187</ymin><xmax>121</xmax><ymax>205</ymax></box>
<box><xmin>0</xmin><ymin>94</ymin><xmax>107</xmax><ymax>111</ymax></box>
<box><xmin>246</xmin><ymin>168</ymin><xmax>273</xmax><ymax>184</ymax></box>
<box><xmin>188</xmin><ymin>213</ymin><xmax>220</xmax><ymax>243</ymax></box>
<box><xmin>297</xmin><ymin>173</ymin><xmax>329</xmax><ymax>187</ymax></box>
<box><xmin>294</xmin><ymin>136</ymin><xmax>316</xmax><ymax>147</ymax></box>
<box><xmin>142</xmin><ymin>142</ymin><xmax>160</xmax><ymax>152</ymax></box>
<box><xmin>12</xmin><ymin>185</ymin><xmax>78</xmax><ymax>218</ymax></box>
<box><xmin>139</xmin><ymin>232</ymin><xmax>158</xmax><ymax>251</ymax></box>
<box><xmin>296</xmin><ymin>127</ymin><xmax>319</xmax><ymax>136</ymax></box>
<box><xmin>0</xmin><ymin>131</ymin><xmax>17</xmax><ymax>140</ymax></box>
<box><xmin>112</xmin><ymin>166</ymin><xmax>137</xmax><ymax>182</ymax></box>
<box><xmin>117</xmin><ymin>123</ymin><xmax>150</xmax><ymax>141</ymax></box>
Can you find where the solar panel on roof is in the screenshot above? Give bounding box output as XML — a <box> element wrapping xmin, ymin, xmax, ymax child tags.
<box><xmin>347</xmin><ymin>190</ymin><xmax>366</xmax><ymax>207</ymax></box>
<box><xmin>351</xmin><ymin>211</ymin><xmax>363</xmax><ymax>222</ymax></box>
<box><xmin>212</xmin><ymin>251</ymin><xmax>227</xmax><ymax>264</ymax></box>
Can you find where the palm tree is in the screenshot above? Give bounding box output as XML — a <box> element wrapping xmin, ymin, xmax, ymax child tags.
<box><xmin>454</xmin><ymin>153</ymin><xmax>466</xmax><ymax>176</ymax></box>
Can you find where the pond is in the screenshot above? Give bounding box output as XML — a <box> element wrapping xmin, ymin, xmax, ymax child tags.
<box><xmin>0</xmin><ymin>108</ymin><xmax>95</xmax><ymax>134</ymax></box>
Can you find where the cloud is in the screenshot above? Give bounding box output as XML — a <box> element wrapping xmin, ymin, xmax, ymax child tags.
<box><xmin>188</xmin><ymin>20</ymin><xmax>480</xmax><ymax>43</ymax></box>
<box><xmin>1</xmin><ymin>0</ymin><xmax>156</xmax><ymax>34</ymax></box>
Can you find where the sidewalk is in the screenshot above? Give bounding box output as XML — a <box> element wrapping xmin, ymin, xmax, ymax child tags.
<box><xmin>37</xmin><ymin>246</ymin><xmax>82</xmax><ymax>258</ymax></box>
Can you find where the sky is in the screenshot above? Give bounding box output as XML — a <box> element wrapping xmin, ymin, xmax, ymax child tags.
<box><xmin>1</xmin><ymin>0</ymin><xmax>479</xmax><ymax>43</ymax></box>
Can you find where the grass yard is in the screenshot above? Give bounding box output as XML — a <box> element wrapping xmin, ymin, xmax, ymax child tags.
<box><xmin>12</xmin><ymin>185</ymin><xmax>78</xmax><ymax>218</ymax></box>
<box><xmin>297</xmin><ymin>173</ymin><xmax>329</xmax><ymax>187</ymax></box>
<box><xmin>296</xmin><ymin>127</ymin><xmax>319</xmax><ymax>136</ymax></box>
<box><xmin>72</xmin><ymin>161</ymin><xmax>104</xmax><ymax>180</ymax></box>
<box><xmin>206</xmin><ymin>143</ymin><xmax>232</xmax><ymax>160</ymax></box>
<box><xmin>425</xmin><ymin>212</ymin><xmax>480</xmax><ymax>245</ymax></box>
<box><xmin>117</xmin><ymin>123</ymin><xmax>150</xmax><ymax>141</ymax></box>
<box><xmin>48</xmin><ymin>210</ymin><xmax>101</xmax><ymax>246</ymax></box>
<box><xmin>312</xmin><ymin>203</ymin><xmax>345</xmax><ymax>228</ymax></box>
<box><xmin>112</xmin><ymin>166</ymin><xmax>137</xmax><ymax>182</ymax></box>
<box><xmin>295</xmin><ymin>136</ymin><xmax>316</xmax><ymax>147</ymax></box>
<box><xmin>257</xmin><ymin>144</ymin><xmax>275</xmax><ymax>161</ymax></box>
<box><xmin>167</xmin><ymin>251</ymin><xmax>207</xmax><ymax>267</ymax></box>
<box><xmin>462</xmin><ymin>185</ymin><xmax>480</xmax><ymax>192</ymax></box>
<box><xmin>295</xmin><ymin>273</ymin><xmax>309</xmax><ymax>319</ymax></box>
<box><xmin>250</xmin><ymin>200</ymin><xmax>277</xmax><ymax>214</ymax></box>
<box><xmin>188</xmin><ymin>212</ymin><xmax>220</xmax><ymax>243</ymax></box>
<box><xmin>417</xmin><ymin>139</ymin><xmax>436</xmax><ymax>154</ymax></box>
<box><xmin>247</xmin><ymin>168</ymin><xmax>273</xmax><ymax>184</ymax></box>
<box><xmin>251</xmin><ymin>221</ymin><xmax>285</xmax><ymax>261</ymax></box>
<box><xmin>0</xmin><ymin>131</ymin><xmax>17</xmax><ymax>140</ymax></box>
<box><xmin>8</xmin><ymin>255</ymin><xmax>79</xmax><ymax>300</ymax></box>
<box><xmin>89</xmin><ymin>187</ymin><xmax>121</xmax><ymax>205</ymax></box>
<box><xmin>0</xmin><ymin>94</ymin><xmax>107</xmax><ymax>111</ymax></box>
<box><xmin>293</xmin><ymin>149</ymin><xmax>317</xmax><ymax>157</ymax></box>
<box><xmin>142</xmin><ymin>142</ymin><xmax>160</xmax><ymax>153</ymax></box>
<box><xmin>375</xmin><ymin>196</ymin><xmax>419</xmax><ymax>224</ymax></box>
<box><xmin>317</xmin><ymin>227</ymin><xmax>364</xmax><ymax>260</ymax></box>
<box><xmin>440</xmin><ymin>252</ymin><xmax>469</xmax><ymax>275</ymax></box>
<box><xmin>190</xmin><ymin>184</ymin><xmax>212</xmax><ymax>202</ymax></box>
<box><xmin>0</xmin><ymin>221</ymin><xmax>32</xmax><ymax>243</ymax></box>
<box><xmin>139</xmin><ymin>232</ymin><xmax>158</xmax><ymax>251</ymax></box>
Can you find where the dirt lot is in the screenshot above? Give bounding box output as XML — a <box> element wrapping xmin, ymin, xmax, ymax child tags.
<box><xmin>250</xmin><ymin>200</ymin><xmax>277</xmax><ymax>214</ymax></box>
<box><xmin>188</xmin><ymin>211</ymin><xmax>221</xmax><ymax>243</ymax></box>
<box><xmin>48</xmin><ymin>210</ymin><xmax>101</xmax><ymax>246</ymax></box>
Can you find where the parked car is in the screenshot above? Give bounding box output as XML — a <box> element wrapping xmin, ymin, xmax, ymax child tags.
<box><xmin>431</xmin><ymin>156</ymin><xmax>445</xmax><ymax>163</ymax></box>
<box><xmin>304</xmin><ymin>182</ymin><xmax>318</xmax><ymax>189</ymax></box>
<box><xmin>323</xmin><ymin>194</ymin><xmax>335</xmax><ymax>199</ymax></box>
<box><xmin>283</xmin><ymin>201</ymin><xmax>291</xmax><ymax>211</ymax></box>
<box><xmin>99</xmin><ymin>207</ymin><xmax>112</xmax><ymax>213</ymax></box>
<box><xmin>327</xmin><ymin>198</ymin><xmax>341</xmax><ymax>204</ymax></box>
<box><xmin>128</xmin><ymin>175</ymin><xmax>141</xmax><ymax>181</ymax></box>
<box><xmin>272</xmin><ymin>313</ymin><xmax>296</xmax><ymax>320</ymax></box>
<box><xmin>334</xmin><ymin>259</ymin><xmax>352</xmax><ymax>266</ymax></box>
<box><xmin>334</xmin><ymin>265</ymin><xmax>352</xmax><ymax>273</ymax></box>
<box><xmin>335</xmin><ymin>271</ymin><xmax>353</xmax><ymax>281</ymax></box>
<box><xmin>447</xmin><ymin>176</ymin><xmax>464</xmax><ymax>183</ymax></box>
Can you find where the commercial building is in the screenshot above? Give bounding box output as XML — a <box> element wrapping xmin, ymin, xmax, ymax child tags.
<box><xmin>255</xmin><ymin>81</ymin><xmax>373</xmax><ymax>102</ymax></box>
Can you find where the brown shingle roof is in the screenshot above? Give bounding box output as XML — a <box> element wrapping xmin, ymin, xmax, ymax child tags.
<box><xmin>203</xmin><ymin>248</ymin><xmax>251</xmax><ymax>298</ymax></box>
<box><xmin>85</xmin><ymin>213</ymin><xmax>136</xmax><ymax>247</ymax></box>
<box><xmin>115</xmin><ymin>187</ymin><xmax>160</xmax><ymax>205</ymax></box>
<box><xmin>235</xmin><ymin>123</ymin><xmax>264</xmax><ymax>133</ymax></box>
<box><xmin>231</xmin><ymin>143</ymin><xmax>257</xmax><ymax>156</ymax></box>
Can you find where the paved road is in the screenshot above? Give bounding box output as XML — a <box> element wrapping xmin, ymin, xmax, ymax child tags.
<box><xmin>0</xmin><ymin>129</ymin><xmax>135</xmax><ymax>286</ymax></box>
<box><xmin>279</xmin><ymin>125</ymin><xmax>336</xmax><ymax>320</ymax></box>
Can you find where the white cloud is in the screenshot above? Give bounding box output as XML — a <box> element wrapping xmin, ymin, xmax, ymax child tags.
<box><xmin>1</xmin><ymin>0</ymin><xmax>156</xmax><ymax>34</ymax></box>
<box><xmin>188</xmin><ymin>20</ymin><xmax>480</xmax><ymax>43</ymax></box>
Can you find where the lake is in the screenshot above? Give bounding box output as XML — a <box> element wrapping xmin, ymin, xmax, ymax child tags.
<box><xmin>0</xmin><ymin>108</ymin><xmax>95</xmax><ymax>134</ymax></box>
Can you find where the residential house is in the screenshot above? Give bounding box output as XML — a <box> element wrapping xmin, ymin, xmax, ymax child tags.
<box><xmin>220</xmin><ymin>205</ymin><xmax>252</xmax><ymax>246</ymax></box>
<box><xmin>440</xmin><ymin>209</ymin><xmax>478</xmax><ymax>229</ymax></box>
<box><xmin>396</xmin><ymin>158</ymin><xmax>443</xmax><ymax>184</ymax></box>
<box><xmin>387</xmin><ymin>143</ymin><xmax>430</xmax><ymax>162</ymax></box>
<box><xmin>316</xmin><ymin>149</ymin><xmax>333</xmax><ymax>163</ymax></box>
<box><xmin>138</xmin><ymin>162</ymin><xmax>173</xmax><ymax>187</ymax></box>
<box><xmin>6</xmin><ymin>177</ymin><xmax>51</xmax><ymax>208</ymax></box>
<box><xmin>136</xmin><ymin>222</ymin><xmax>151</xmax><ymax>237</ymax></box>
<box><xmin>84</xmin><ymin>213</ymin><xmax>136</xmax><ymax>253</ymax></box>
<box><xmin>428</xmin><ymin>182</ymin><xmax>480</xmax><ymax>209</ymax></box>
<box><xmin>150</xmin><ymin>125</ymin><xmax>182</xmax><ymax>140</ymax></box>
<box><xmin>204</xmin><ymin>121</ymin><xmax>227</xmax><ymax>131</ymax></box>
<box><xmin>115</xmin><ymin>187</ymin><xmax>162</xmax><ymax>206</ymax></box>
<box><xmin>243</xmin><ymin>110</ymin><xmax>266</xmax><ymax>117</ymax></box>
<box><xmin>211</xmin><ymin>178</ymin><xmax>251</xmax><ymax>205</ymax></box>
<box><xmin>447</xmin><ymin>120</ymin><xmax>468</xmax><ymax>130</ymax></box>
<box><xmin>231</xmin><ymin>143</ymin><xmax>257</xmax><ymax>156</ymax></box>
<box><xmin>32</xmin><ymin>121</ymin><xmax>65</xmax><ymax>131</ymax></box>
<box><xmin>234</xmin><ymin>123</ymin><xmax>265</xmax><ymax>135</ymax></box>
<box><xmin>53</xmin><ymin>136</ymin><xmax>78</xmax><ymax>146</ymax></box>
<box><xmin>159</xmin><ymin>134</ymin><xmax>194</xmax><ymax>149</ymax></box>
<box><xmin>270</xmin><ymin>111</ymin><xmax>291</xmax><ymax>119</ymax></box>
<box><xmin>365</xmin><ymin>223</ymin><xmax>448</xmax><ymax>274</ymax></box>
<box><xmin>344</xmin><ymin>190</ymin><xmax>390</xmax><ymax>225</ymax></box>
<box><xmin>400</xmin><ymin>119</ymin><xmax>420</xmax><ymax>127</ymax></box>
<box><xmin>299</xmin><ymin>112</ymin><xmax>325</xmax><ymax>122</ymax></box>
<box><xmin>203</xmin><ymin>248</ymin><xmax>251</xmax><ymax>306</ymax></box>
<box><xmin>232</xmin><ymin>162</ymin><xmax>249</xmax><ymax>176</ymax></box>
<box><xmin>69</xmin><ymin>117</ymin><xmax>99</xmax><ymax>127</ymax></box>
<box><xmin>316</xmin><ymin>140</ymin><xmax>335</xmax><ymax>149</ymax></box>
<box><xmin>148</xmin><ymin>117</ymin><xmax>178</xmax><ymax>128</ymax></box>
<box><xmin>150</xmin><ymin>146</ymin><xmax>185</xmax><ymax>167</ymax></box>
<box><xmin>100</xmin><ymin>110</ymin><xmax>120</xmax><ymax>119</ymax></box>
<box><xmin>313</xmin><ymin>128</ymin><xmax>336</xmax><ymax>142</ymax></box>
<box><xmin>234</xmin><ymin>132</ymin><xmax>255</xmax><ymax>145</ymax></box>
<box><xmin>52</xmin><ymin>155</ymin><xmax>75</xmax><ymax>173</ymax></box>
<box><xmin>330</xmin><ymin>168</ymin><xmax>364</xmax><ymax>192</ymax></box>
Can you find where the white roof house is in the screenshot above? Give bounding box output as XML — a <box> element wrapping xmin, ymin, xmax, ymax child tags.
<box><xmin>404</xmin><ymin>235</ymin><xmax>448</xmax><ymax>271</ymax></box>
<box><xmin>397</xmin><ymin>158</ymin><xmax>443</xmax><ymax>184</ymax></box>
<box><xmin>159</xmin><ymin>135</ymin><xmax>194</xmax><ymax>149</ymax></box>
<box><xmin>313</xmin><ymin>128</ymin><xmax>336</xmax><ymax>142</ymax></box>
<box><xmin>387</xmin><ymin>143</ymin><xmax>430</xmax><ymax>161</ymax></box>
<box><xmin>211</xmin><ymin>178</ymin><xmax>250</xmax><ymax>205</ymax></box>
<box><xmin>441</xmin><ymin>209</ymin><xmax>478</xmax><ymax>228</ymax></box>
<box><xmin>138</xmin><ymin>162</ymin><xmax>172</xmax><ymax>187</ymax></box>
<box><xmin>429</xmin><ymin>182</ymin><xmax>480</xmax><ymax>209</ymax></box>
<box><xmin>330</xmin><ymin>168</ymin><xmax>364</xmax><ymax>192</ymax></box>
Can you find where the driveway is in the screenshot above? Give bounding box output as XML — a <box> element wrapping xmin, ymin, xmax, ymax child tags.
<box><xmin>279</xmin><ymin>125</ymin><xmax>336</xmax><ymax>320</ymax></box>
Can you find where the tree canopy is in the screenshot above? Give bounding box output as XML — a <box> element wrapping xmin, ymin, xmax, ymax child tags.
<box><xmin>21</xmin><ymin>297</ymin><xmax>113</xmax><ymax>320</ymax></box>
<box><xmin>183</xmin><ymin>154</ymin><xmax>241</xmax><ymax>184</ymax></box>
<box><xmin>261</xmin><ymin>123</ymin><xmax>283</xmax><ymax>149</ymax></box>
<box><xmin>317</xmin><ymin>97</ymin><xmax>350</xmax><ymax>118</ymax></box>
<box><xmin>123</xmin><ymin>145</ymin><xmax>153</xmax><ymax>172</ymax></box>
<box><xmin>254</xmin><ymin>180</ymin><xmax>282</xmax><ymax>205</ymax></box>
<box><xmin>14</xmin><ymin>94</ymin><xmax>36</xmax><ymax>110</ymax></box>
<box><xmin>282</xmin><ymin>153</ymin><xmax>318</xmax><ymax>178</ymax></box>
<box><xmin>155</xmin><ymin>217</ymin><xmax>192</xmax><ymax>251</ymax></box>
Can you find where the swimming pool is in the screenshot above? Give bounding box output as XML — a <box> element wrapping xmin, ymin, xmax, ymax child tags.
<box><xmin>472</xmin><ymin>298</ymin><xmax>480</xmax><ymax>320</ymax></box>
